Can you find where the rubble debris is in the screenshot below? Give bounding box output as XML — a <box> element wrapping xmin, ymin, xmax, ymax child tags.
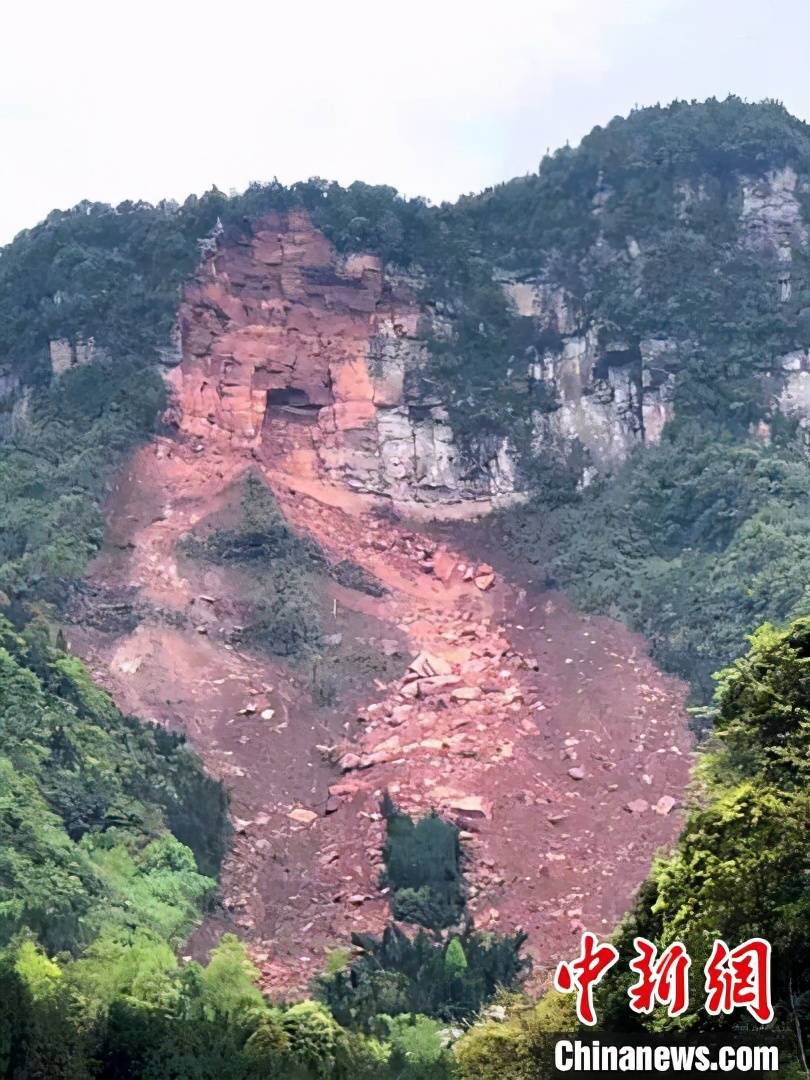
<box><xmin>655</xmin><ymin>795</ymin><xmax>677</xmax><ymax>816</ymax></box>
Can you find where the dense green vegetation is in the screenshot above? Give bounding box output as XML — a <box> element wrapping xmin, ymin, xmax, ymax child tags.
<box><xmin>316</xmin><ymin>800</ymin><xmax>528</xmax><ymax>1033</ymax></box>
<box><xmin>0</xmin><ymin>359</ymin><xmax>167</xmax><ymax>605</ymax></box>
<box><xmin>318</xmin><ymin>923</ymin><xmax>528</xmax><ymax>1032</ymax></box>
<box><xmin>0</xmin><ymin>616</ymin><xmax>226</xmax><ymax>951</ymax></box>
<box><xmin>503</xmin><ymin>425</ymin><xmax>810</xmax><ymax>699</ymax></box>
<box><xmin>381</xmin><ymin>798</ymin><xmax>465</xmax><ymax>929</ymax></box>
<box><xmin>0</xmin><ymin>791</ymin><xmax>526</xmax><ymax>1078</ymax></box>
<box><xmin>0</xmin><ymin>932</ymin><xmax>457</xmax><ymax>1080</ymax></box>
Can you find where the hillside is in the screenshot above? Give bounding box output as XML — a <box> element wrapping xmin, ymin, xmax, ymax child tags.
<box><xmin>1</xmin><ymin>96</ymin><xmax>810</xmax><ymax>1075</ymax></box>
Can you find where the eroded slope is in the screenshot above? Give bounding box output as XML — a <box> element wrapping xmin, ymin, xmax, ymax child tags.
<box><xmin>66</xmin><ymin>211</ymin><xmax>692</xmax><ymax>994</ymax></box>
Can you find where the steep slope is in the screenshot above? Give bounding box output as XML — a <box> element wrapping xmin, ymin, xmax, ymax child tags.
<box><xmin>66</xmin><ymin>210</ymin><xmax>692</xmax><ymax>991</ymax></box>
<box><xmin>6</xmin><ymin>94</ymin><xmax>810</xmax><ymax>1017</ymax></box>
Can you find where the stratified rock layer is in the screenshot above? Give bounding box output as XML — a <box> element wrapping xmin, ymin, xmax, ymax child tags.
<box><xmin>167</xmin><ymin>163</ymin><xmax>810</xmax><ymax>506</ymax></box>
<box><xmin>170</xmin><ymin>210</ymin><xmax>519</xmax><ymax>513</ymax></box>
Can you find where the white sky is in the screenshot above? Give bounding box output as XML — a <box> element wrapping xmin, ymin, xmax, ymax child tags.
<box><xmin>3</xmin><ymin>0</ymin><xmax>810</xmax><ymax>245</ymax></box>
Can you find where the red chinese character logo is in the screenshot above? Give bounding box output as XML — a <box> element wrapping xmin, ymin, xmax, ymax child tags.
<box><xmin>704</xmin><ymin>938</ymin><xmax>773</xmax><ymax>1024</ymax></box>
<box><xmin>554</xmin><ymin>931</ymin><xmax>620</xmax><ymax>1026</ymax></box>
<box><xmin>628</xmin><ymin>937</ymin><xmax>691</xmax><ymax>1017</ymax></box>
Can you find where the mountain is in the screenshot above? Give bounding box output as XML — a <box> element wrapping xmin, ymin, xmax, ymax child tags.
<box><xmin>1</xmin><ymin>96</ymin><xmax>809</xmax><ymax>1076</ymax></box>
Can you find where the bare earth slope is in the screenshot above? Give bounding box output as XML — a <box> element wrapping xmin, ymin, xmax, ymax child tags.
<box><xmin>69</xmin><ymin>433</ymin><xmax>691</xmax><ymax>994</ymax></box>
<box><xmin>66</xmin><ymin>213</ymin><xmax>692</xmax><ymax>994</ymax></box>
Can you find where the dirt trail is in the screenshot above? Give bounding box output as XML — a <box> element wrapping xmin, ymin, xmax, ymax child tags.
<box><xmin>70</xmin><ymin>432</ymin><xmax>692</xmax><ymax>995</ymax></box>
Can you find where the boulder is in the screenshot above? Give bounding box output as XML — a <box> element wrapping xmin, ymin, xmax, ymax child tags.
<box><xmin>432</xmin><ymin>550</ymin><xmax>457</xmax><ymax>583</ymax></box>
<box><xmin>410</xmin><ymin>651</ymin><xmax>452</xmax><ymax>677</ymax></box>
<box><xmin>389</xmin><ymin>704</ymin><xmax>413</xmax><ymax>725</ymax></box>
<box><xmin>339</xmin><ymin>752</ymin><xmax>366</xmax><ymax>772</ymax></box>
<box><xmin>451</xmin><ymin>686</ymin><xmax>482</xmax><ymax>701</ymax></box>
<box><xmin>654</xmin><ymin>795</ymin><xmax>677</xmax><ymax>816</ymax></box>
<box><xmin>449</xmin><ymin>795</ymin><xmax>492</xmax><ymax>820</ymax></box>
<box><xmin>418</xmin><ymin>674</ymin><xmax>461</xmax><ymax>695</ymax></box>
<box><xmin>329</xmin><ymin>781</ymin><xmax>367</xmax><ymax>797</ymax></box>
<box><xmin>288</xmin><ymin>808</ymin><xmax>318</xmax><ymax>825</ymax></box>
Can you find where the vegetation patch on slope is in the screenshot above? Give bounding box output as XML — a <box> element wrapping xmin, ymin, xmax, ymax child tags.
<box><xmin>180</xmin><ymin>473</ymin><xmax>399</xmax><ymax>713</ymax></box>
<box><xmin>316</xmin><ymin>798</ymin><xmax>528</xmax><ymax>1031</ymax></box>
<box><xmin>381</xmin><ymin>797</ymin><xmax>465</xmax><ymax>930</ymax></box>
<box><xmin>0</xmin><ymin>616</ymin><xmax>227</xmax><ymax>952</ymax></box>
<box><xmin>502</xmin><ymin>423</ymin><xmax>810</xmax><ymax>700</ymax></box>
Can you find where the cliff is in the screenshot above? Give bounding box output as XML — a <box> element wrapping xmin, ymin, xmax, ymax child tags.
<box><xmin>163</xmin><ymin>139</ymin><xmax>810</xmax><ymax>509</ymax></box>
<box><xmin>4</xmin><ymin>99</ymin><xmax>810</xmax><ymax>514</ymax></box>
<box><xmin>169</xmin><ymin>210</ymin><xmax>519</xmax><ymax>513</ymax></box>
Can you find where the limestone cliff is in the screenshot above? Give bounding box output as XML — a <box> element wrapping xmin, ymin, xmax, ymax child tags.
<box><xmin>494</xmin><ymin>162</ymin><xmax>810</xmax><ymax>484</ymax></box>
<box><xmin>505</xmin><ymin>280</ymin><xmax>678</xmax><ymax>478</ymax></box>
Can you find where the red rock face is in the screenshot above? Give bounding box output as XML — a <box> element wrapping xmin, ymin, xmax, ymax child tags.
<box><xmin>170</xmin><ymin>210</ymin><xmax>427</xmax><ymax>497</ymax></box>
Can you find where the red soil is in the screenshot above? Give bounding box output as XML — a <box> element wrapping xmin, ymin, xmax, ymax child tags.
<box><xmin>71</xmin><ymin>431</ymin><xmax>692</xmax><ymax>996</ymax></box>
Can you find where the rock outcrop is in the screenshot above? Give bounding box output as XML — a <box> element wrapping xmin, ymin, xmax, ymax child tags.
<box><xmin>505</xmin><ymin>281</ymin><xmax>677</xmax><ymax>481</ymax></box>
<box><xmin>169</xmin><ymin>211</ymin><xmax>687</xmax><ymax>504</ymax></box>
<box><xmin>165</xmin><ymin>163</ymin><xmax>810</xmax><ymax>505</ymax></box>
<box><xmin>49</xmin><ymin>336</ymin><xmax>108</xmax><ymax>376</ymax></box>
<box><xmin>740</xmin><ymin>166</ymin><xmax>810</xmax><ymax>262</ymax></box>
<box><xmin>170</xmin><ymin>211</ymin><xmax>521</xmax><ymax>514</ymax></box>
<box><xmin>778</xmin><ymin>348</ymin><xmax>810</xmax><ymax>444</ymax></box>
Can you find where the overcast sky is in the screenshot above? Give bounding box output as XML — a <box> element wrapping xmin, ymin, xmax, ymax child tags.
<box><xmin>3</xmin><ymin>0</ymin><xmax>810</xmax><ymax>245</ymax></box>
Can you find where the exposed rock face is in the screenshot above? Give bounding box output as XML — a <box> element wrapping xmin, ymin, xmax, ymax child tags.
<box><xmin>166</xmin><ymin>168</ymin><xmax>810</xmax><ymax>505</ymax></box>
<box><xmin>505</xmin><ymin>280</ymin><xmax>677</xmax><ymax>481</ymax></box>
<box><xmin>170</xmin><ymin>211</ymin><xmax>521</xmax><ymax>513</ymax></box>
<box><xmin>49</xmin><ymin>336</ymin><xmax>108</xmax><ymax>376</ymax></box>
<box><xmin>172</xmin><ymin>214</ymin><xmax>685</xmax><ymax>508</ymax></box>
<box><xmin>778</xmin><ymin>348</ymin><xmax>810</xmax><ymax>444</ymax></box>
<box><xmin>0</xmin><ymin>370</ymin><xmax>27</xmax><ymax>438</ymax></box>
<box><xmin>740</xmin><ymin>166</ymin><xmax>809</xmax><ymax>262</ymax></box>
<box><xmin>505</xmin><ymin>279</ymin><xmax>578</xmax><ymax>335</ymax></box>
<box><xmin>501</xmin><ymin>167</ymin><xmax>810</xmax><ymax>480</ymax></box>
